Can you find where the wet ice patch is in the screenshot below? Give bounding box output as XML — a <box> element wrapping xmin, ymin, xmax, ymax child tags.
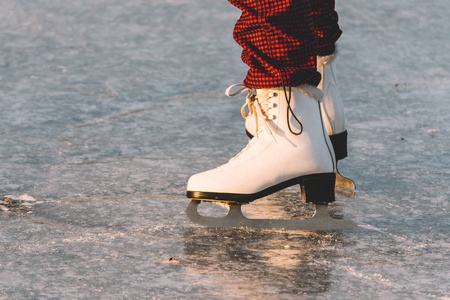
<box><xmin>0</xmin><ymin>194</ymin><xmax>36</xmax><ymax>212</ymax></box>
<box><xmin>5</xmin><ymin>194</ymin><xmax>36</xmax><ymax>202</ymax></box>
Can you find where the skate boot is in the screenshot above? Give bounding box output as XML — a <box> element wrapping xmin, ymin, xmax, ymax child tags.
<box><xmin>244</xmin><ymin>51</ymin><xmax>355</xmax><ymax>190</ymax></box>
<box><xmin>186</xmin><ymin>85</ymin><xmax>358</xmax><ymax>230</ymax></box>
<box><xmin>187</xmin><ymin>85</ymin><xmax>336</xmax><ymax>204</ymax></box>
<box><xmin>317</xmin><ymin>51</ymin><xmax>347</xmax><ymax>160</ymax></box>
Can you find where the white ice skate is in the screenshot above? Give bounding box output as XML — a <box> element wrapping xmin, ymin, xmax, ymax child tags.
<box><xmin>186</xmin><ymin>85</ymin><xmax>357</xmax><ymax>230</ymax></box>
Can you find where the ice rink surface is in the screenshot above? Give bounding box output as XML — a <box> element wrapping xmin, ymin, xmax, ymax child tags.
<box><xmin>0</xmin><ymin>0</ymin><xmax>449</xmax><ymax>299</ymax></box>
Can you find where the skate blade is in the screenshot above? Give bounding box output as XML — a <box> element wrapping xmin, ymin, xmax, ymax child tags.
<box><xmin>336</xmin><ymin>169</ymin><xmax>356</xmax><ymax>197</ymax></box>
<box><xmin>186</xmin><ymin>200</ymin><xmax>358</xmax><ymax>231</ymax></box>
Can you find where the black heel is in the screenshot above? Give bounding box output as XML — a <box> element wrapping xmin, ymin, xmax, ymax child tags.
<box><xmin>300</xmin><ymin>173</ymin><xmax>336</xmax><ymax>205</ymax></box>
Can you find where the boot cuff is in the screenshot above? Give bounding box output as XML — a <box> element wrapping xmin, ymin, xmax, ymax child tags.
<box><xmin>317</xmin><ymin>48</ymin><xmax>338</xmax><ymax>66</ymax></box>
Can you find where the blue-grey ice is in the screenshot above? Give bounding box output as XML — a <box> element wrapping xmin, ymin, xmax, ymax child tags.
<box><xmin>0</xmin><ymin>0</ymin><xmax>449</xmax><ymax>299</ymax></box>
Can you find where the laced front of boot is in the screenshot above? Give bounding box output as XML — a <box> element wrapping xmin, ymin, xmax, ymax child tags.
<box><xmin>226</xmin><ymin>84</ymin><xmax>324</xmax><ymax>138</ymax></box>
<box><xmin>223</xmin><ymin>84</ymin><xmax>278</xmax><ymax>163</ymax></box>
<box><xmin>226</xmin><ymin>84</ymin><xmax>287</xmax><ymax>139</ymax></box>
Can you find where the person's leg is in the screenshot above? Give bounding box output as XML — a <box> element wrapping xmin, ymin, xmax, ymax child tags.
<box><xmin>311</xmin><ymin>0</ymin><xmax>342</xmax><ymax>56</ymax></box>
<box><xmin>187</xmin><ymin>0</ymin><xmax>336</xmax><ymax>204</ymax></box>
<box><xmin>229</xmin><ymin>0</ymin><xmax>320</xmax><ymax>88</ymax></box>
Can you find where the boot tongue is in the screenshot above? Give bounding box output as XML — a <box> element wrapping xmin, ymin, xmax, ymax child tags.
<box><xmin>253</xmin><ymin>89</ymin><xmax>278</xmax><ymax>140</ymax></box>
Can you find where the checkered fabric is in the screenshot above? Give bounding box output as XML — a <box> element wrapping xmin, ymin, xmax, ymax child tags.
<box><xmin>228</xmin><ymin>0</ymin><xmax>341</xmax><ymax>88</ymax></box>
<box><xmin>312</xmin><ymin>0</ymin><xmax>342</xmax><ymax>56</ymax></box>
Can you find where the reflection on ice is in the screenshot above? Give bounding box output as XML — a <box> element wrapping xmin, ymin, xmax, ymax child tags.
<box><xmin>183</xmin><ymin>226</ymin><xmax>352</xmax><ymax>298</ymax></box>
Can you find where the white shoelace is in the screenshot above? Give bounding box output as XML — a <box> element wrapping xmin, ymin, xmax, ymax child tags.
<box><xmin>225</xmin><ymin>84</ymin><xmax>277</xmax><ymax>139</ymax></box>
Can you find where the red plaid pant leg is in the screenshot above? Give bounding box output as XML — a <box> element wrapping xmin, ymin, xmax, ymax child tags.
<box><xmin>228</xmin><ymin>0</ymin><xmax>321</xmax><ymax>89</ymax></box>
<box><xmin>311</xmin><ymin>0</ymin><xmax>342</xmax><ymax>56</ymax></box>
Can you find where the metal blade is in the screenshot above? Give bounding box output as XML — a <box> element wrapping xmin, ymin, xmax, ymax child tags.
<box><xmin>186</xmin><ymin>200</ymin><xmax>358</xmax><ymax>231</ymax></box>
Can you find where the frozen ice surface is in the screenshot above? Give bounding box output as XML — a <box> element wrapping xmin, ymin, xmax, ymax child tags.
<box><xmin>0</xmin><ymin>0</ymin><xmax>449</xmax><ymax>299</ymax></box>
